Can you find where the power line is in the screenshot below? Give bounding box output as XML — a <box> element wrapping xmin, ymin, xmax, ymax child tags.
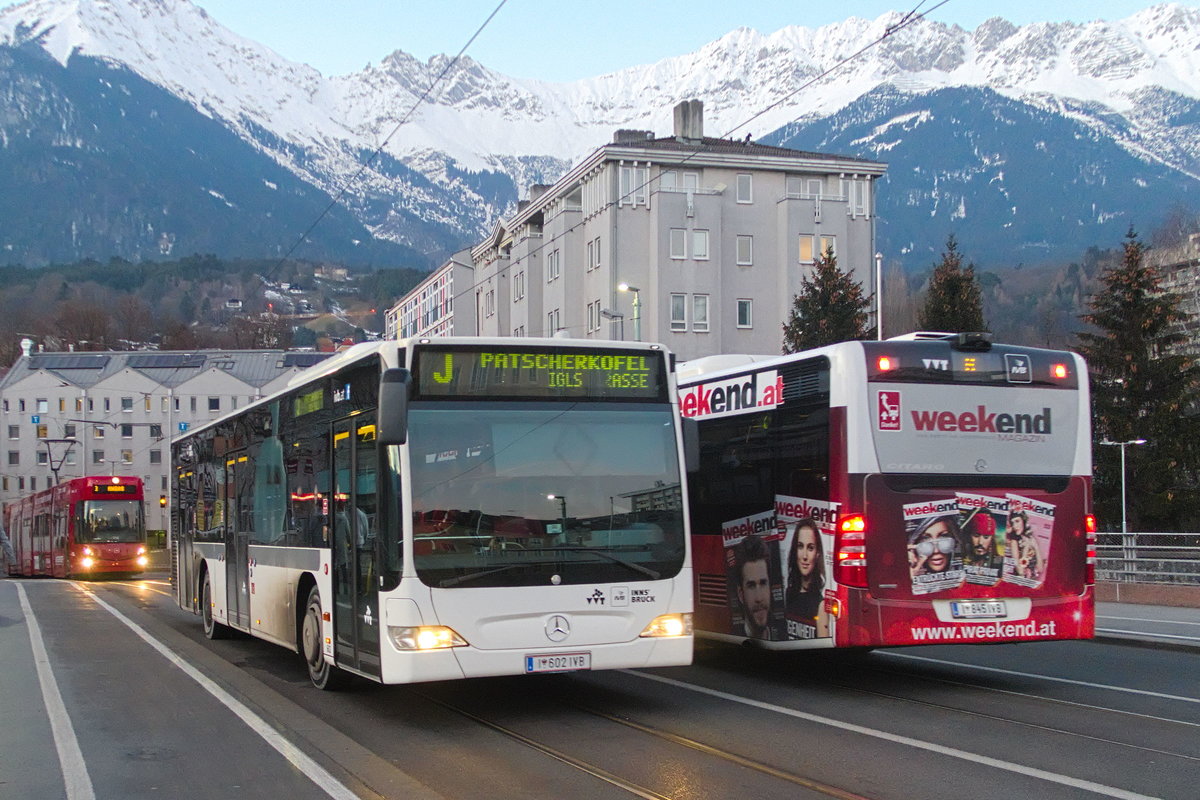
<box><xmin>265</xmin><ymin>0</ymin><xmax>510</xmax><ymax>282</ymax></box>
<box><xmin>410</xmin><ymin>0</ymin><xmax>950</xmax><ymax>333</ymax></box>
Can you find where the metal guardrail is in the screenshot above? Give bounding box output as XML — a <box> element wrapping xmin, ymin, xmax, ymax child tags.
<box><xmin>1096</xmin><ymin>532</ymin><xmax>1200</xmax><ymax>584</ymax></box>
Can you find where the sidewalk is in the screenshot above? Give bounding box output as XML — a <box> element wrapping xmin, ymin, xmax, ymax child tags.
<box><xmin>1095</xmin><ymin>601</ymin><xmax>1200</xmax><ymax>650</ymax></box>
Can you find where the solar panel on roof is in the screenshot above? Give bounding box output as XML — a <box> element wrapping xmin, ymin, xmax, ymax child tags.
<box><xmin>126</xmin><ymin>354</ymin><xmax>206</xmax><ymax>369</ymax></box>
<box><xmin>30</xmin><ymin>354</ymin><xmax>110</xmax><ymax>370</ymax></box>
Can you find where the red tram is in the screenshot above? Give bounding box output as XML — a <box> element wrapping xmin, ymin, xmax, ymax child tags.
<box><xmin>4</xmin><ymin>476</ymin><xmax>148</xmax><ymax>578</ymax></box>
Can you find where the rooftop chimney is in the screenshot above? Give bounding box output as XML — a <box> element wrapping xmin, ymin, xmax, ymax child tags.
<box><xmin>613</xmin><ymin>129</ymin><xmax>654</xmax><ymax>145</ymax></box>
<box><xmin>20</xmin><ymin>337</ymin><xmax>33</xmax><ymax>357</ymax></box>
<box><xmin>674</xmin><ymin>99</ymin><xmax>704</xmax><ymax>143</ymax></box>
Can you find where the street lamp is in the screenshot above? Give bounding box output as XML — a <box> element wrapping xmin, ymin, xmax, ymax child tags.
<box><xmin>599</xmin><ymin>308</ymin><xmax>624</xmax><ymax>340</ymax></box>
<box><xmin>1099</xmin><ymin>438</ymin><xmax>1147</xmax><ymax>534</ymax></box>
<box><xmin>874</xmin><ymin>252</ymin><xmax>884</xmax><ymax>341</ymax></box>
<box><xmin>617</xmin><ymin>283</ymin><xmax>641</xmax><ymax>341</ymax></box>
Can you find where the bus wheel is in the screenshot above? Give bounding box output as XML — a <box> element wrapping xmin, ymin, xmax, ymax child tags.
<box><xmin>301</xmin><ymin>587</ymin><xmax>346</xmax><ymax>691</ymax></box>
<box><xmin>201</xmin><ymin>571</ymin><xmax>229</xmax><ymax>640</ymax></box>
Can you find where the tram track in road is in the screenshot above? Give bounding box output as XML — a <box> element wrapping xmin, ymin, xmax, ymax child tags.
<box><xmin>412</xmin><ymin>686</ymin><xmax>877</xmax><ymax>800</ymax></box>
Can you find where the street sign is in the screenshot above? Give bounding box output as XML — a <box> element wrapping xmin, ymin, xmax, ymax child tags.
<box><xmin>178</xmin><ymin>422</ymin><xmax>189</xmax><ymax>432</ymax></box>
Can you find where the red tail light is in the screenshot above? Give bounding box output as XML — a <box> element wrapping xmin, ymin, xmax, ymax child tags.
<box><xmin>835</xmin><ymin>514</ymin><xmax>868</xmax><ymax>588</ymax></box>
<box><xmin>1085</xmin><ymin>514</ymin><xmax>1097</xmax><ymax>585</ymax></box>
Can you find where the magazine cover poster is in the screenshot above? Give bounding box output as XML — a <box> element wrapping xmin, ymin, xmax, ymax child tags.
<box><xmin>776</xmin><ymin>495</ymin><xmax>838</xmax><ymax>640</ymax></box>
<box><xmin>1003</xmin><ymin>494</ymin><xmax>1055</xmax><ymax>589</ymax></box>
<box><xmin>722</xmin><ymin>510</ymin><xmax>786</xmax><ymax>640</ymax></box>
<box><xmin>904</xmin><ymin>498</ymin><xmax>965</xmax><ymax>595</ymax></box>
<box><xmin>958</xmin><ymin>492</ymin><xmax>1007</xmax><ymax>586</ymax></box>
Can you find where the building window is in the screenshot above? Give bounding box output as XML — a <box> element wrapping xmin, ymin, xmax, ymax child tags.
<box><xmin>7</xmin><ymin>425</ymin><xmax>17</xmax><ymax>439</ymax></box>
<box><xmin>150</xmin><ymin>424</ymin><xmax>162</xmax><ymax>439</ymax></box>
<box><xmin>18</xmin><ymin>399</ymin><xmax>25</xmax><ymax>412</ymax></box>
<box><xmin>93</xmin><ymin>450</ymin><xmax>104</xmax><ymax>464</ymax></box>
<box><xmin>736</xmin><ymin>235</ymin><xmax>753</xmax><ymax>266</ymax></box>
<box><xmin>737</xmin><ymin>299</ymin><xmax>754</xmax><ymax>328</ymax></box>
<box><xmin>121</xmin><ymin>424</ymin><xmax>134</xmax><ymax>439</ymax></box>
<box><xmin>37</xmin><ymin>450</ymin><xmax>48</xmax><ymax>465</ymax></box>
<box><xmin>670</xmin><ymin>229</ymin><xmax>686</xmax><ymax>260</ymax></box>
<box><xmin>104</xmin><ymin>398</ymin><xmax>110</xmax><ymax>412</ymax></box>
<box><xmin>619</xmin><ymin>164</ymin><xmax>649</xmax><ymax>206</ymax></box>
<box><xmin>190</xmin><ymin>397</ymin><xmax>197</xmax><ymax>412</ymax></box>
<box><xmin>64</xmin><ymin>424</ymin><xmax>76</xmax><ymax>438</ymax></box>
<box><xmin>150</xmin><ymin>450</ymin><xmax>162</xmax><ymax>465</ymax></box>
<box><xmin>121</xmin><ymin>450</ymin><xmax>133</xmax><ymax>464</ymax></box>
<box><xmin>2</xmin><ymin>399</ymin><xmax>7</xmax><ymax>412</ymax></box>
<box><xmin>30</xmin><ymin>476</ymin><xmax>37</xmax><ymax>491</ymax></box>
<box><xmin>145</xmin><ymin>396</ymin><xmax>153</xmax><ymax>412</ymax></box>
<box><xmin>59</xmin><ymin>398</ymin><xmax>66</xmax><ymax>412</ymax></box>
<box><xmin>162</xmin><ymin>397</ymin><xmax>169</xmax><ymax>412</ymax></box>
<box><xmin>514</xmin><ymin>271</ymin><xmax>525</xmax><ymax>301</ymax></box>
<box><xmin>590</xmin><ymin>237</ymin><xmax>601</xmax><ymax>270</ymax></box>
<box><xmin>660</xmin><ymin>170</ymin><xmax>676</xmax><ymax>191</ymax></box>
<box><xmin>692</xmin><ymin>230</ymin><xmax>709</xmax><ymax>260</ymax></box>
<box><xmin>670</xmin><ymin>294</ymin><xmax>687</xmax><ymax>332</ymax></box>
<box><xmin>93</xmin><ymin>427</ymin><xmax>105</xmax><ymax>439</ymax></box>
<box><xmin>208</xmin><ymin>397</ymin><xmax>220</xmax><ymax>412</ymax></box>
<box><xmin>1</xmin><ymin>477</ymin><xmax>6</xmax><ymax>491</ymax></box>
<box><xmin>693</xmin><ymin>295</ymin><xmax>710</xmax><ymax>332</ymax></box>
<box><xmin>121</xmin><ymin>397</ymin><xmax>133</xmax><ymax>412</ymax></box>
<box><xmin>546</xmin><ymin>308</ymin><xmax>561</xmax><ymax>335</ymax></box>
<box><xmin>799</xmin><ymin>234</ymin><xmax>815</xmax><ymax>263</ymax></box>
<box><xmin>7</xmin><ymin>451</ymin><xmax>18</xmax><ymax>465</ymax></box>
<box><xmin>18</xmin><ymin>476</ymin><xmax>24</xmax><ymax>491</ymax></box>
<box><xmin>548</xmin><ymin>249</ymin><xmax>561</xmax><ymax>281</ymax></box>
<box><xmin>36</xmin><ymin>398</ymin><xmax>49</xmax><ymax>413</ymax></box>
<box><xmin>65</xmin><ymin>451</ymin><xmax>76</xmax><ymax>466</ymax></box>
<box><xmin>736</xmin><ymin>174</ymin><xmax>753</xmax><ymax>203</ymax></box>
<box><xmin>820</xmin><ymin>235</ymin><xmax>836</xmax><ymax>259</ymax></box>
<box><xmin>76</xmin><ymin>397</ymin><xmax>83</xmax><ymax>412</ymax></box>
<box><xmin>36</xmin><ymin>424</ymin><xmax>47</xmax><ymax>438</ymax></box>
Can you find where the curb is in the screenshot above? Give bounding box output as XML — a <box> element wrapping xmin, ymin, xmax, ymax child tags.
<box><xmin>1093</xmin><ymin>629</ymin><xmax>1200</xmax><ymax>654</ymax></box>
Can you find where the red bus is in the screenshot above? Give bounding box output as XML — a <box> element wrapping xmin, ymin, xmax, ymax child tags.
<box><xmin>680</xmin><ymin>333</ymin><xmax>1094</xmax><ymax>649</ymax></box>
<box><xmin>4</xmin><ymin>476</ymin><xmax>148</xmax><ymax>578</ymax></box>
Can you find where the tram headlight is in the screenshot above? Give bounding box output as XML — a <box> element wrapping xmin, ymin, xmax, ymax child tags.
<box><xmin>80</xmin><ymin>557</ymin><xmax>95</xmax><ymax>569</ymax></box>
<box><xmin>137</xmin><ymin>556</ymin><xmax>149</xmax><ymax>567</ymax></box>
<box><xmin>639</xmin><ymin>613</ymin><xmax>692</xmax><ymax>638</ymax></box>
<box><xmin>388</xmin><ymin>625</ymin><xmax>468</xmax><ymax>651</ymax></box>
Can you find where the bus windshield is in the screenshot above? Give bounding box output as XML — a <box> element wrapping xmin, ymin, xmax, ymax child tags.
<box><xmin>409</xmin><ymin>404</ymin><xmax>686</xmax><ymax>588</ymax></box>
<box><xmin>79</xmin><ymin>500</ymin><xmax>145</xmax><ymax>544</ymax></box>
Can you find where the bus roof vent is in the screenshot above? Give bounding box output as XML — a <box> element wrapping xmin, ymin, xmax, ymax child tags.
<box><xmin>952</xmin><ymin>332</ymin><xmax>993</xmax><ymax>351</ymax></box>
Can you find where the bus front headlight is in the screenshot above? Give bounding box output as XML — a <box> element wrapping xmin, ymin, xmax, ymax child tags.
<box><xmin>639</xmin><ymin>613</ymin><xmax>693</xmax><ymax>638</ymax></box>
<box><xmin>388</xmin><ymin>625</ymin><xmax>468</xmax><ymax>651</ymax></box>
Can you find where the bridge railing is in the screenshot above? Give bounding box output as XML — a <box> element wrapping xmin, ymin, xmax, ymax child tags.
<box><xmin>1095</xmin><ymin>532</ymin><xmax>1200</xmax><ymax>584</ymax></box>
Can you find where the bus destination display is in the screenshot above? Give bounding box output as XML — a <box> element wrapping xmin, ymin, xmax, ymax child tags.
<box><xmin>414</xmin><ymin>346</ymin><xmax>667</xmax><ymax>400</ymax></box>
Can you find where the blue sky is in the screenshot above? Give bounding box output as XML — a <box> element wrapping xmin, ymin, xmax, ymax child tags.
<box><xmin>5</xmin><ymin>1</ymin><xmax>1200</xmax><ymax>81</ymax></box>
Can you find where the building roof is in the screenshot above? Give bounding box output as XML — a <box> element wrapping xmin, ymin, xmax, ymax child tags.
<box><xmin>0</xmin><ymin>349</ymin><xmax>332</xmax><ymax>392</ymax></box>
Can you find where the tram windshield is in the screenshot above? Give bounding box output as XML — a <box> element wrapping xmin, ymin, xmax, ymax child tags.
<box><xmin>79</xmin><ymin>500</ymin><xmax>146</xmax><ymax>544</ymax></box>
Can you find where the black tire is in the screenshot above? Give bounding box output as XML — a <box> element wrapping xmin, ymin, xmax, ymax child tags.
<box><xmin>201</xmin><ymin>570</ymin><xmax>229</xmax><ymax>640</ymax></box>
<box><xmin>301</xmin><ymin>586</ymin><xmax>346</xmax><ymax>690</ymax></box>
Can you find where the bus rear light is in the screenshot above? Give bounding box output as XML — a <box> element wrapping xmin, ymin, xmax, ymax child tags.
<box><xmin>835</xmin><ymin>515</ymin><xmax>869</xmax><ymax>588</ymax></box>
<box><xmin>1085</xmin><ymin>515</ymin><xmax>1097</xmax><ymax>585</ymax></box>
<box><xmin>1052</xmin><ymin>363</ymin><xmax>1069</xmax><ymax>379</ymax></box>
<box><xmin>825</xmin><ymin>598</ymin><xmax>841</xmax><ymax>618</ymax></box>
<box><xmin>877</xmin><ymin>356</ymin><xmax>895</xmax><ymax>372</ymax></box>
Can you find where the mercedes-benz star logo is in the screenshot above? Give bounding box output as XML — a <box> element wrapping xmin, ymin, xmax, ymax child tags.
<box><xmin>545</xmin><ymin>614</ymin><xmax>570</xmax><ymax>642</ymax></box>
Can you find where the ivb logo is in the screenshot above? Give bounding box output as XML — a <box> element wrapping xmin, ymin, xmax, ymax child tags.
<box><xmin>1005</xmin><ymin>354</ymin><xmax>1032</xmax><ymax>384</ymax></box>
<box><xmin>878</xmin><ymin>391</ymin><xmax>902</xmax><ymax>431</ymax></box>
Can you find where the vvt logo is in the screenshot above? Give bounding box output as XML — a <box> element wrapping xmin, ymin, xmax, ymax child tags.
<box><xmin>586</xmin><ymin>589</ymin><xmax>606</xmax><ymax>605</ymax></box>
<box><xmin>878</xmin><ymin>391</ymin><xmax>902</xmax><ymax>431</ymax></box>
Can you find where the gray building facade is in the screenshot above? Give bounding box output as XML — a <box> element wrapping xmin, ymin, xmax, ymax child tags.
<box><xmin>388</xmin><ymin>100</ymin><xmax>886</xmax><ymax>360</ymax></box>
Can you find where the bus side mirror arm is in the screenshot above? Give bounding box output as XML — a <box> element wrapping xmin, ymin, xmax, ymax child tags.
<box><xmin>377</xmin><ymin>368</ymin><xmax>411</xmax><ymax>445</ymax></box>
<box><xmin>683</xmin><ymin>417</ymin><xmax>700</xmax><ymax>473</ymax></box>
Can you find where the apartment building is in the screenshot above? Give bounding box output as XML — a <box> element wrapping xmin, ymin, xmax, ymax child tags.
<box><xmin>0</xmin><ymin>341</ymin><xmax>329</xmax><ymax>532</ymax></box>
<box><xmin>387</xmin><ymin>100</ymin><xmax>886</xmax><ymax>360</ymax></box>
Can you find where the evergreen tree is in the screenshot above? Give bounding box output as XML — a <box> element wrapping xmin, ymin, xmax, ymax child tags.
<box><xmin>781</xmin><ymin>247</ymin><xmax>871</xmax><ymax>353</ymax></box>
<box><xmin>1076</xmin><ymin>228</ymin><xmax>1200</xmax><ymax>530</ymax></box>
<box><xmin>918</xmin><ymin>235</ymin><xmax>986</xmax><ymax>332</ymax></box>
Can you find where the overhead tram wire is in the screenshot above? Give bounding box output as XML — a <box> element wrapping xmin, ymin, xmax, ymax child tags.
<box><xmin>265</xmin><ymin>0</ymin><xmax>511</xmax><ymax>282</ymax></box>
<box><xmin>434</xmin><ymin>0</ymin><xmax>952</xmax><ymax>323</ymax></box>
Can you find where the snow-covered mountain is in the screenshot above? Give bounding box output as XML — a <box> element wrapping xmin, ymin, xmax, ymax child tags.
<box><xmin>3</xmin><ymin>0</ymin><xmax>1200</xmax><ymax>268</ymax></box>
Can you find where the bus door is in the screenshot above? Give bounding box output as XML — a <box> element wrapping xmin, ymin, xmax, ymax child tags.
<box><xmin>332</xmin><ymin>414</ymin><xmax>381</xmax><ymax>676</ymax></box>
<box><xmin>225</xmin><ymin>451</ymin><xmax>252</xmax><ymax>631</ymax></box>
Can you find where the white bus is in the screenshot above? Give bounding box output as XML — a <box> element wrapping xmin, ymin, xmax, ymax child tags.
<box><xmin>680</xmin><ymin>333</ymin><xmax>1095</xmax><ymax>650</ymax></box>
<box><xmin>173</xmin><ymin>338</ymin><xmax>694</xmax><ymax>688</ymax></box>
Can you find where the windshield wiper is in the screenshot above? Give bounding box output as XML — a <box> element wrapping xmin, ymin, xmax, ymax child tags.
<box><xmin>438</xmin><ymin>563</ymin><xmax>526</xmax><ymax>588</ymax></box>
<box><xmin>542</xmin><ymin>546</ymin><xmax>660</xmax><ymax>580</ymax></box>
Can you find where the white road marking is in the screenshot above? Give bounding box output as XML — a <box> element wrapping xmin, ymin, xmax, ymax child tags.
<box><xmin>16</xmin><ymin>584</ymin><xmax>96</xmax><ymax>800</ymax></box>
<box><xmin>630</xmin><ymin>671</ymin><xmax>1163</xmax><ymax>800</ymax></box>
<box><xmin>1098</xmin><ymin>616</ymin><xmax>1200</xmax><ymax>627</ymax></box>
<box><xmin>78</xmin><ymin>586</ymin><xmax>361</xmax><ymax>800</ymax></box>
<box><xmin>1096</xmin><ymin>627</ymin><xmax>1200</xmax><ymax>642</ymax></box>
<box><xmin>881</xmin><ymin>651</ymin><xmax>1200</xmax><ymax>704</ymax></box>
